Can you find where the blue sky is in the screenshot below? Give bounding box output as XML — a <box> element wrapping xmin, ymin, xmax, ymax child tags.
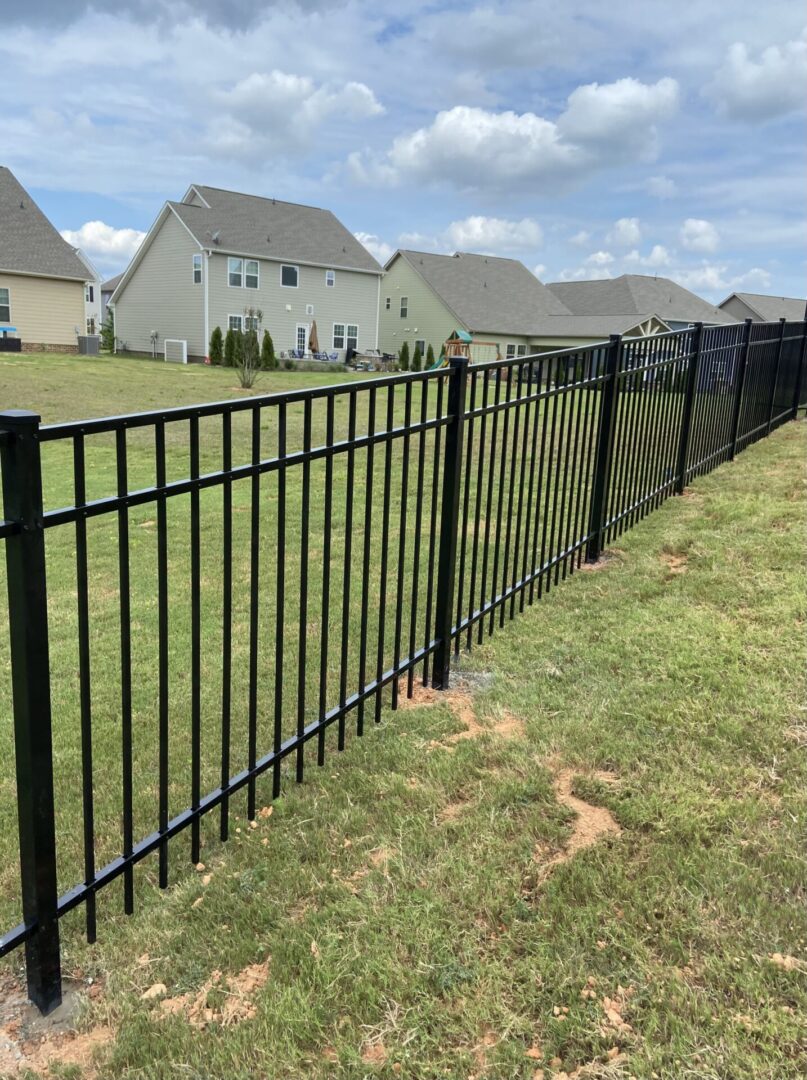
<box><xmin>3</xmin><ymin>1</ymin><xmax>805</xmax><ymax>301</ymax></box>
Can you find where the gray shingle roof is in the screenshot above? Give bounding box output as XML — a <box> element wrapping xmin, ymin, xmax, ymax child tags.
<box><xmin>721</xmin><ymin>292</ymin><xmax>806</xmax><ymax>322</ymax></box>
<box><xmin>171</xmin><ymin>185</ymin><xmax>382</xmax><ymax>274</ymax></box>
<box><xmin>0</xmin><ymin>167</ymin><xmax>91</xmax><ymax>281</ymax></box>
<box><xmin>537</xmin><ymin>313</ymin><xmax>668</xmax><ymax>337</ymax></box>
<box><xmin>101</xmin><ymin>273</ymin><xmax>123</xmax><ymax>293</ymax></box>
<box><xmin>547</xmin><ymin>274</ymin><xmax>737</xmax><ymax>325</ymax></box>
<box><xmin>397</xmin><ymin>250</ymin><xmax>571</xmax><ymax>335</ymax></box>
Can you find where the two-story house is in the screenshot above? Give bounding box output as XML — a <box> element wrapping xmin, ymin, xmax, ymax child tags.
<box><xmin>110</xmin><ymin>184</ymin><xmax>383</xmax><ymax>361</ymax></box>
<box><xmin>0</xmin><ymin>166</ymin><xmax>94</xmax><ymax>352</ymax></box>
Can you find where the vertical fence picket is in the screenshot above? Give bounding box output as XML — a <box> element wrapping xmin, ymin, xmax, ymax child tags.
<box><xmin>586</xmin><ymin>337</ymin><xmax>621</xmax><ymax>563</ymax></box>
<box><xmin>730</xmin><ymin>320</ymin><xmax>753</xmax><ymax>460</ymax></box>
<box><xmin>674</xmin><ymin>322</ymin><xmax>704</xmax><ymax>495</ymax></box>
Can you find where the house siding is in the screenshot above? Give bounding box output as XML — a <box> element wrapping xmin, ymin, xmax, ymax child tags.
<box><xmin>113</xmin><ymin>211</ymin><xmax>204</xmax><ymax>357</ymax></box>
<box><xmin>206</xmin><ymin>254</ymin><xmax>380</xmax><ymax>358</ymax></box>
<box><xmin>719</xmin><ymin>296</ymin><xmax>755</xmax><ymax>322</ymax></box>
<box><xmin>378</xmin><ymin>256</ymin><xmax>460</xmax><ymax>358</ymax></box>
<box><xmin>0</xmin><ymin>272</ymin><xmax>84</xmax><ymax>350</ymax></box>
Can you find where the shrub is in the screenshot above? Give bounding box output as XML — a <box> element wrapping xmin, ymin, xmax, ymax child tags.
<box><xmin>233</xmin><ymin>329</ymin><xmax>244</xmax><ymax>367</ymax></box>
<box><xmin>411</xmin><ymin>345</ymin><xmax>422</xmax><ymax>372</ymax></box>
<box><xmin>261</xmin><ymin>330</ymin><xmax>277</xmax><ymax>370</ymax></box>
<box><xmin>426</xmin><ymin>344</ymin><xmax>435</xmax><ymax>368</ymax></box>
<box><xmin>209</xmin><ymin>326</ymin><xmax>223</xmax><ymax>365</ymax></box>
<box><xmin>100</xmin><ymin>313</ymin><xmax>115</xmax><ymax>353</ymax></box>
<box><xmin>224</xmin><ymin>328</ymin><xmax>235</xmax><ymax>367</ymax></box>
<box><xmin>284</xmin><ymin>357</ymin><xmax>296</xmax><ymax>371</ymax></box>
<box><xmin>399</xmin><ymin>341</ymin><xmax>410</xmax><ymax>371</ymax></box>
<box><xmin>236</xmin><ymin>329</ymin><xmax>260</xmax><ymax>389</ymax></box>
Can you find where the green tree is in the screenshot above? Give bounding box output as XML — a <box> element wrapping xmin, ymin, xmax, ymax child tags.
<box><xmin>426</xmin><ymin>344</ymin><xmax>435</xmax><ymax>368</ymax></box>
<box><xmin>399</xmin><ymin>340</ymin><xmax>410</xmax><ymax>371</ymax></box>
<box><xmin>236</xmin><ymin>329</ymin><xmax>260</xmax><ymax>389</ymax></box>
<box><xmin>209</xmin><ymin>326</ymin><xmax>223</xmax><ymax>365</ymax></box>
<box><xmin>233</xmin><ymin>329</ymin><xmax>244</xmax><ymax>367</ymax></box>
<box><xmin>224</xmin><ymin>327</ymin><xmax>235</xmax><ymax>367</ymax></box>
<box><xmin>100</xmin><ymin>312</ymin><xmax>115</xmax><ymax>352</ymax></box>
<box><xmin>411</xmin><ymin>344</ymin><xmax>422</xmax><ymax>372</ymax></box>
<box><xmin>261</xmin><ymin>329</ymin><xmax>277</xmax><ymax>370</ymax></box>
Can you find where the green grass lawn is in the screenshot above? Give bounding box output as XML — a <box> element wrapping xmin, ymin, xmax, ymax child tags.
<box><xmin>0</xmin><ymin>353</ymin><xmax>805</xmax><ymax>1078</ymax></box>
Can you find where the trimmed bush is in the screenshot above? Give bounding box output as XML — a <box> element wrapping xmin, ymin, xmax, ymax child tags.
<box><xmin>426</xmin><ymin>344</ymin><xmax>435</xmax><ymax>368</ymax></box>
<box><xmin>411</xmin><ymin>345</ymin><xmax>422</xmax><ymax>372</ymax></box>
<box><xmin>261</xmin><ymin>330</ymin><xmax>277</xmax><ymax>370</ymax></box>
<box><xmin>224</xmin><ymin>327</ymin><xmax>235</xmax><ymax>367</ymax></box>
<box><xmin>209</xmin><ymin>326</ymin><xmax>223</xmax><ymax>365</ymax></box>
<box><xmin>399</xmin><ymin>341</ymin><xmax>410</xmax><ymax>371</ymax></box>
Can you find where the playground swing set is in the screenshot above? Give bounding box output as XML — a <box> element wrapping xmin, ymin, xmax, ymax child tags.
<box><xmin>427</xmin><ymin>328</ymin><xmax>503</xmax><ymax>369</ymax></box>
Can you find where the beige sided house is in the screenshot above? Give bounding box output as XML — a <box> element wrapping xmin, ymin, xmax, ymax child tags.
<box><xmin>111</xmin><ymin>185</ymin><xmax>383</xmax><ymax>361</ymax></box>
<box><xmin>0</xmin><ymin>166</ymin><xmax>92</xmax><ymax>352</ymax></box>
<box><xmin>717</xmin><ymin>291</ymin><xmax>806</xmax><ymax>324</ymax></box>
<box><xmin>379</xmin><ymin>250</ymin><xmax>667</xmax><ymax>361</ymax></box>
<box><xmin>548</xmin><ymin>275</ymin><xmax>737</xmax><ymax>332</ymax></box>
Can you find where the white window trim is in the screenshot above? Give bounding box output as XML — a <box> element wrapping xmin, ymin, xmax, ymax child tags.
<box><xmin>227</xmin><ymin>257</ymin><xmax>243</xmax><ymax>288</ymax></box>
<box><xmin>192</xmin><ymin>254</ymin><xmax>202</xmax><ymax>284</ymax></box>
<box><xmin>0</xmin><ymin>286</ymin><xmax>11</xmax><ymax>322</ymax></box>
<box><xmin>332</xmin><ymin>322</ymin><xmax>345</xmax><ymax>349</ymax></box>
<box><xmin>244</xmin><ymin>315</ymin><xmax>260</xmax><ymax>332</ymax></box>
<box><xmin>245</xmin><ymin>259</ymin><xmax>259</xmax><ymax>289</ymax></box>
<box><xmin>506</xmin><ymin>343</ymin><xmax>516</xmax><ymax>358</ymax></box>
<box><xmin>281</xmin><ymin>264</ymin><xmax>300</xmax><ymax>288</ymax></box>
<box><xmin>346</xmin><ymin>323</ymin><xmax>359</xmax><ymax>350</ymax></box>
<box><xmin>325</xmin><ymin>269</ymin><xmax>336</xmax><ymax>287</ymax></box>
<box><xmin>228</xmin><ymin>314</ymin><xmax>244</xmax><ymax>331</ymax></box>
<box><xmin>400</xmin><ymin>296</ymin><xmax>408</xmax><ymax>317</ymax></box>
<box><xmin>295</xmin><ymin>323</ymin><xmax>309</xmax><ymax>351</ymax></box>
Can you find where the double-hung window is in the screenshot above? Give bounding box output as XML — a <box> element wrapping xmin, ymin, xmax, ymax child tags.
<box><xmin>228</xmin><ymin>314</ymin><xmax>243</xmax><ymax>331</ymax></box>
<box><xmin>192</xmin><ymin>254</ymin><xmax>202</xmax><ymax>284</ymax></box>
<box><xmin>228</xmin><ymin>258</ymin><xmax>243</xmax><ymax>287</ymax></box>
<box><xmin>85</xmin><ymin>283</ymin><xmax>94</xmax><ymax>302</ymax></box>
<box><xmin>245</xmin><ymin>260</ymin><xmax>259</xmax><ymax>289</ymax></box>
<box><xmin>400</xmin><ymin>296</ymin><xmax>408</xmax><ymax>318</ymax></box>
<box><xmin>346</xmin><ymin>324</ymin><xmax>358</xmax><ymax>350</ymax></box>
<box><xmin>244</xmin><ymin>314</ymin><xmax>259</xmax><ymax>332</ymax></box>
<box><xmin>517</xmin><ymin>344</ymin><xmax>528</xmax><ymax>357</ymax></box>
<box><xmin>325</xmin><ymin>269</ymin><xmax>335</xmax><ymax>287</ymax></box>
<box><xmin>0</xmin><ymin>288</ymin><xmax>11</xmax><ymax>322</ymax></box>
<box><xmin>506</xmin><ymin>343</ymin><xmax>516</xmax><ymax>359</ymax></box>
<box><xmin>333</xmin><ymin>323</ymin><xmax>345</xmax><ymax>349</ymax></box>
<box><xmin>385</xmin><ymin>296</ymin><xmax>391</xmax><ymax>310</ymax></box>
<box><xmin>281</xmin><ymin>264</ymin><xmax>299</xmax><ymax>288</ymax></box>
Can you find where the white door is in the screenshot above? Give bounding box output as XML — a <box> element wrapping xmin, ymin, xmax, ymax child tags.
<box><xmin>296</xmin><ymin>324</ymin><xmax>309</xmax><ymax>353</ymax></box>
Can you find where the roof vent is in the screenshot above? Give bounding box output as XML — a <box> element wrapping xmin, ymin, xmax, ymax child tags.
<box><xmin>19</xmin><ymin>201</ymin><xmax>24</xmax><ymax>209</ymax></box>
<box><xmin>267</xmin><ymin>235</ymin><xmax>271</xmax><ymax>243</ymax></box>
<box><xmin>211</xmin><ymin>230</ymin><xmax>220</xmax><ymax>244</ymax></box>
<box><xmin>272</xmin><ymin>197</ymin><xmax>276</xmax><ymax>205</ymax></box>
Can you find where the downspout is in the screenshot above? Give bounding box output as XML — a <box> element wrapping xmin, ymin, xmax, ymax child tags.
<box><xmin>203</xmin><ymin>250</ymin><xmax>210</xmax><ymax>360</ymax></box>
<box><xmin>375</xmin><ymin>273</ymin><xmax>381</xmax><ymax>350</ymax></box>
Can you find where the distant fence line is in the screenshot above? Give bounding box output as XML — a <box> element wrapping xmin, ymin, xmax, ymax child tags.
<box><xmin>0</xmin><ymin>316</ymin><xmax>805</xmax><ymax>1012</ymax></box>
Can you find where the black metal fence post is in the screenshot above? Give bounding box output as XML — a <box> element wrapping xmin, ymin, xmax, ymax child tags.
<box><xmin>586</xmin><ymin>335</ymin><xmax>621</xmax><ymax>563</ymax></box>
<box><xmin>674</xmin><ymin>321</ymin><xmax>704</xmax><ymax>495</ymax></box>
<box><xmin>0</xmin><ymin>410</ymin><xmax>61</xmax><ymax>1014</ymax></box>
<box><xmin>767</xmin><ymin>318</ymin><xmax>786</xmax><ymax>433</ymax></box>
<box><xmin>729</xmin><ymin>319</ymin><xmax>753</xmax><ymax>460</ymax></box>
<box><xmin>792</xmin><ymin>319</ymin><xmax>807</xmax><ymax>419</ymax></box>
<box><xmin>432</xmin><ymin>356</ymin><xmax>469</xmax><ymax>690</ymax></box>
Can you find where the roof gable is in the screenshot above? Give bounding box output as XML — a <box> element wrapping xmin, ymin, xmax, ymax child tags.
<box><xmin>172</xmin><ymin>185</ymin><xmax>382</xmax><ymax>274</ymax></box>
<box><xmin>721</xmin><ymin>292</ymin><xmax>805</xmax><ymax>322</ymax></box>
<box><xmin>0</xmin><ymin>167</ymin><xmax>91</xmax><ymax>281</ymax></box>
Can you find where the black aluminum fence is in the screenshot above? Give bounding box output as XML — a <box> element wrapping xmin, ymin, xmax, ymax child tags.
<box><xmin>1</xmin><ymin>317</ymin><xmax>805</xmax><ymax>1012</ymax></box>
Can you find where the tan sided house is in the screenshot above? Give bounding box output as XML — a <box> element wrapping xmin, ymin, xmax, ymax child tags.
<box><xmin>378</xmin><ymin>250</ymin><xmax>669</xmax><ymax>362</ymax></box>
<box><xmin>110</xmin><ymin>184</ymin><xmax>383</xmax><ymax>361</ymax></box>
<box><xmin>717</xmin><ymin>291</ymin><xmax>806</xmax><ymax>323</ymax></box>
<box><xmin>0</xmin><ymin>166</ymin><xmax>93</xmax><ymax>352</ymax></box>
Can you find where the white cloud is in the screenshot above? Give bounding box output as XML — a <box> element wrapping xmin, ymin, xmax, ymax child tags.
<box><xmin>606</xmin><ymin>217</ymin><xmax>642</xmax><ymax>246</ymax></box>
<box><xmin>354</xmin><ymin>232</ymin><xmax>394</xmax><ymax>265</ymax></box>
<box><xmin>442</xmin><ymin>215</ymin><xmax>543</xmax><ymax>251</ymax></box>
<box><xmin>60</xmin><ymin>220</ymin><xmax>145</xmax><ymax>272</ymax></box>
<box><xmin>707</xmin><ymin>30</ymin><xmax>807</xmax><ymax>121</ymax></box>
<box><xmin>680</xmin><ymin>217</ymin><xmax>720</xmax><ymax>253</ymax></box>
<box><xmin>670</xmin><ymin>263</ymin><xmax>772</xmax><ymax>297</ymax></box>
<box><xmin>556</xmin><ymin>265</ymin><xmax>613</xmax><ymax>281</ymax></box>
<box><xmin>586</xmin><ymin>250</ymin><xmax>614</xmax><ymax>266</ymax></box>
<box><xmin>624</xmin><ymin>244</ymin><xmax>671</xmax><ymax>268</ymax></box>
<box><xmin>569</xmin><ymin>230</ymin><xmax>590</xmax><ymax>246</ymax></box>
<box><xmin>350</xmin><ymin>76</ymin><xmax>679</xmax><ymax>192</ymax></box>
<box><xmin>646</xmin><ymin>175</ymin><xmax>677</xmax><ymax>198</ymax></box>
<box><xmin>532</xmin><ymin>263</ymin><xmax>547</xmax><ymax>280</ymax></box>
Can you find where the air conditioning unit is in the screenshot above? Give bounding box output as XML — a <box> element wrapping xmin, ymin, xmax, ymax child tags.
<box><xmin>305</xmin><ymin>304</ymin><xmax>314</xmax><ymax>316</ymax></box>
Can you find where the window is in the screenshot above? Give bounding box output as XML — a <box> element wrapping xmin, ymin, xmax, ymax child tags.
<box><xmin>506</xmin><ymin>343</ymin><xmax>516</xmax><ymax>359</ymax></box>
<box><xmin>228</xmin><ymin>314</ymin><xmax>243</xmax><ymax>331</ymax></box>
<box><xmin>400</xmin><ymin>296</ymin><xmax>408</xmax><ymax>318</ymax></box>
<box><xmin>0</xmin><ymin>288</ymin><xmax>10</xmax><ymax>323</ymax></box>
<box><xmin>415</xmin><ymin>339</ymin><xmax>425</xmax><ymax>356</ymax></box>
<box><xmin>192</xmin><ymin>254</ymin><xmax>202</xmax><ymax>284</ymax></box>
<box><xmin>85</xmin><ymin>284</ymin><xmax>94</xmax><ymax>302</ymax></box>
<box><xmin>333</xmin><ymin>324</ymin><xmax>358</xmax><ymax>350</ymax></box>
<box><xmin>333</xmin><ymin>323</ymin><xmax>345</xmax><ymax>349</ymax></box>
<box><xmin>245</xmin><ymin>260</ymin><xmax>259</xmax><ymax>289</ymax></box>
<box><xmin>346</xmin><ymin>324</ymin><xmax>358</xmax><ymax>350</ymax></box>
<box><xmin>281</xmin><ymin>264</ymin><xmax>299</xmax><ymax>288</ymax></box>
<box><xmin>517</xmin><ymin>344</ymin><xmax>528</xmax><ymax>357</ymax></box>
<box><xmin>385</xmin><ymin>296</ymin><xmax>391</xmax><ymax>310</ymax></box>
<box><xmin>86</xmin><ymin>317</ymin><xmax>96</xmax><ymax>334</ymax></box>
<box><xmin>245</xmin><ymin>314</ymin><xmax>259</xmax><ymax>332</ymax></box>
<box><xmin>228</xmin><ymin>258</ymin><xmax>243</xmax><ymax>287</ymax></box>
<box><xmin>325</xmin><ymin>269</ymin><xmax>336</xmax><ymax>288</ymax></box>
<box><xmin>296</xmin><ymin>324</ymin><xmax>308</xmax><ymax>352</ymax></box>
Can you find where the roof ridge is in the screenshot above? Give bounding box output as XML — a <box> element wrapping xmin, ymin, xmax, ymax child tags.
<box><xmin>191</xmin><ymin>184</ymin><xmax>329</xmax><ymax>214</ymax></box>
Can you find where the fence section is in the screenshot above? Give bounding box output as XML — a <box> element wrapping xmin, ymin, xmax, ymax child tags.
<box><xmin>0</xmin><ymin>317</ymin><xmax>804</xmax><ymax>1011</ymax></box>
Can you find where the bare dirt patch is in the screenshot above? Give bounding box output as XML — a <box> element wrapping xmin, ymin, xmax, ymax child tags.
<box><xmin>399</xmin><ymin>680</ymin><xmax>525</xmax><ymax>748</ymax></box>
<box><xmin>537</xmin><ymin>768</ymin><xmax>621</xmax><ymax>876</ymax></box>
<box><xmin>158</xmin><ymin>959</ymin><xmax>270</xmax><ymax>1029</ymax></box>
<box><xmin>578</xmin><ymin>550</ymin><xmax>624</xmax><ymax>573</ymax></box>
<box><xmin>661</xmin><ymin>552</ymin><xmax>688</xmax><ymax>575</ymax></box>
<box><xmin>0</xmin><ymin>973</ymin><xmax>111</xmax><ymax>1078</ymax></box>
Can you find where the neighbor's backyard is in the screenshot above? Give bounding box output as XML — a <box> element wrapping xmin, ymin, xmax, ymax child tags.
<box><xmin>0</xmin><ymin>351</ymin><xmax>804</xmax><ymax>1079</ymax></box>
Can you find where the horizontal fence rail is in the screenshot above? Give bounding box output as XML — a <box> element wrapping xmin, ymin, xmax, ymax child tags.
<box><xmin>0</xmin><ymin>318</ymin><xmax>805</xmax><ymax>1011</ymax></box>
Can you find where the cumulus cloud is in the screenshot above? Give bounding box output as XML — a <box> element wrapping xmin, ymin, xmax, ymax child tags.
<box><xmin>646</xmin><ymin>175</ymin><xmax>677</xmax><ymax>198</ymax></box>
<box><xmin>624</xmin><ymin>244</ymin><xmax>671</xmax><ymax>268</ymax></box>
<box><xmin>569</xmin><ymin>230</ymin><xmax>590</xmax><ymax>246</ymax></box>
<box><xmin>556</xmin><ymin>265</ymin><xmax>613</xmax><ymax>282</ymax></box>
<box><xmin>606</xmin><ymin>217</ymin><xmax>641</xmax><ymax>246</ymax></box>
<box><xmin>60</xmin><ymin>220</ymin><xmax>145</xmax><ymax>272</ymax></box>
<box><xmin>586</xmin><ymin>250</ymin><xmax>614</xmax><ymax>266</ymax></box>
<box><xmin>397</xmin><ymin>215</ymin><xmax>544</xmax><ymax>257</ymax></box>
<box><xmin>354</xmin><ymin>231</ymin><xmax>394</xmax><ymax>265</ymax></box>
<box><xmin>680</xmin><ymin>217</ymin><xmax>720</xmax><ymax>252</ymax></box>
<box><xmin>707</xmin><ymin>30</ymin><xmax>807</xmax><ymax>121</ymax></box>
<box><xmin>670</xmin><ymin>263</ymin><xmax>772</xmax><ymax>297</ymax></box>
<box><xmin>350</xmin><ymin>76</ymin><xmax>679</xmax><ymax>192</ymax></box>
